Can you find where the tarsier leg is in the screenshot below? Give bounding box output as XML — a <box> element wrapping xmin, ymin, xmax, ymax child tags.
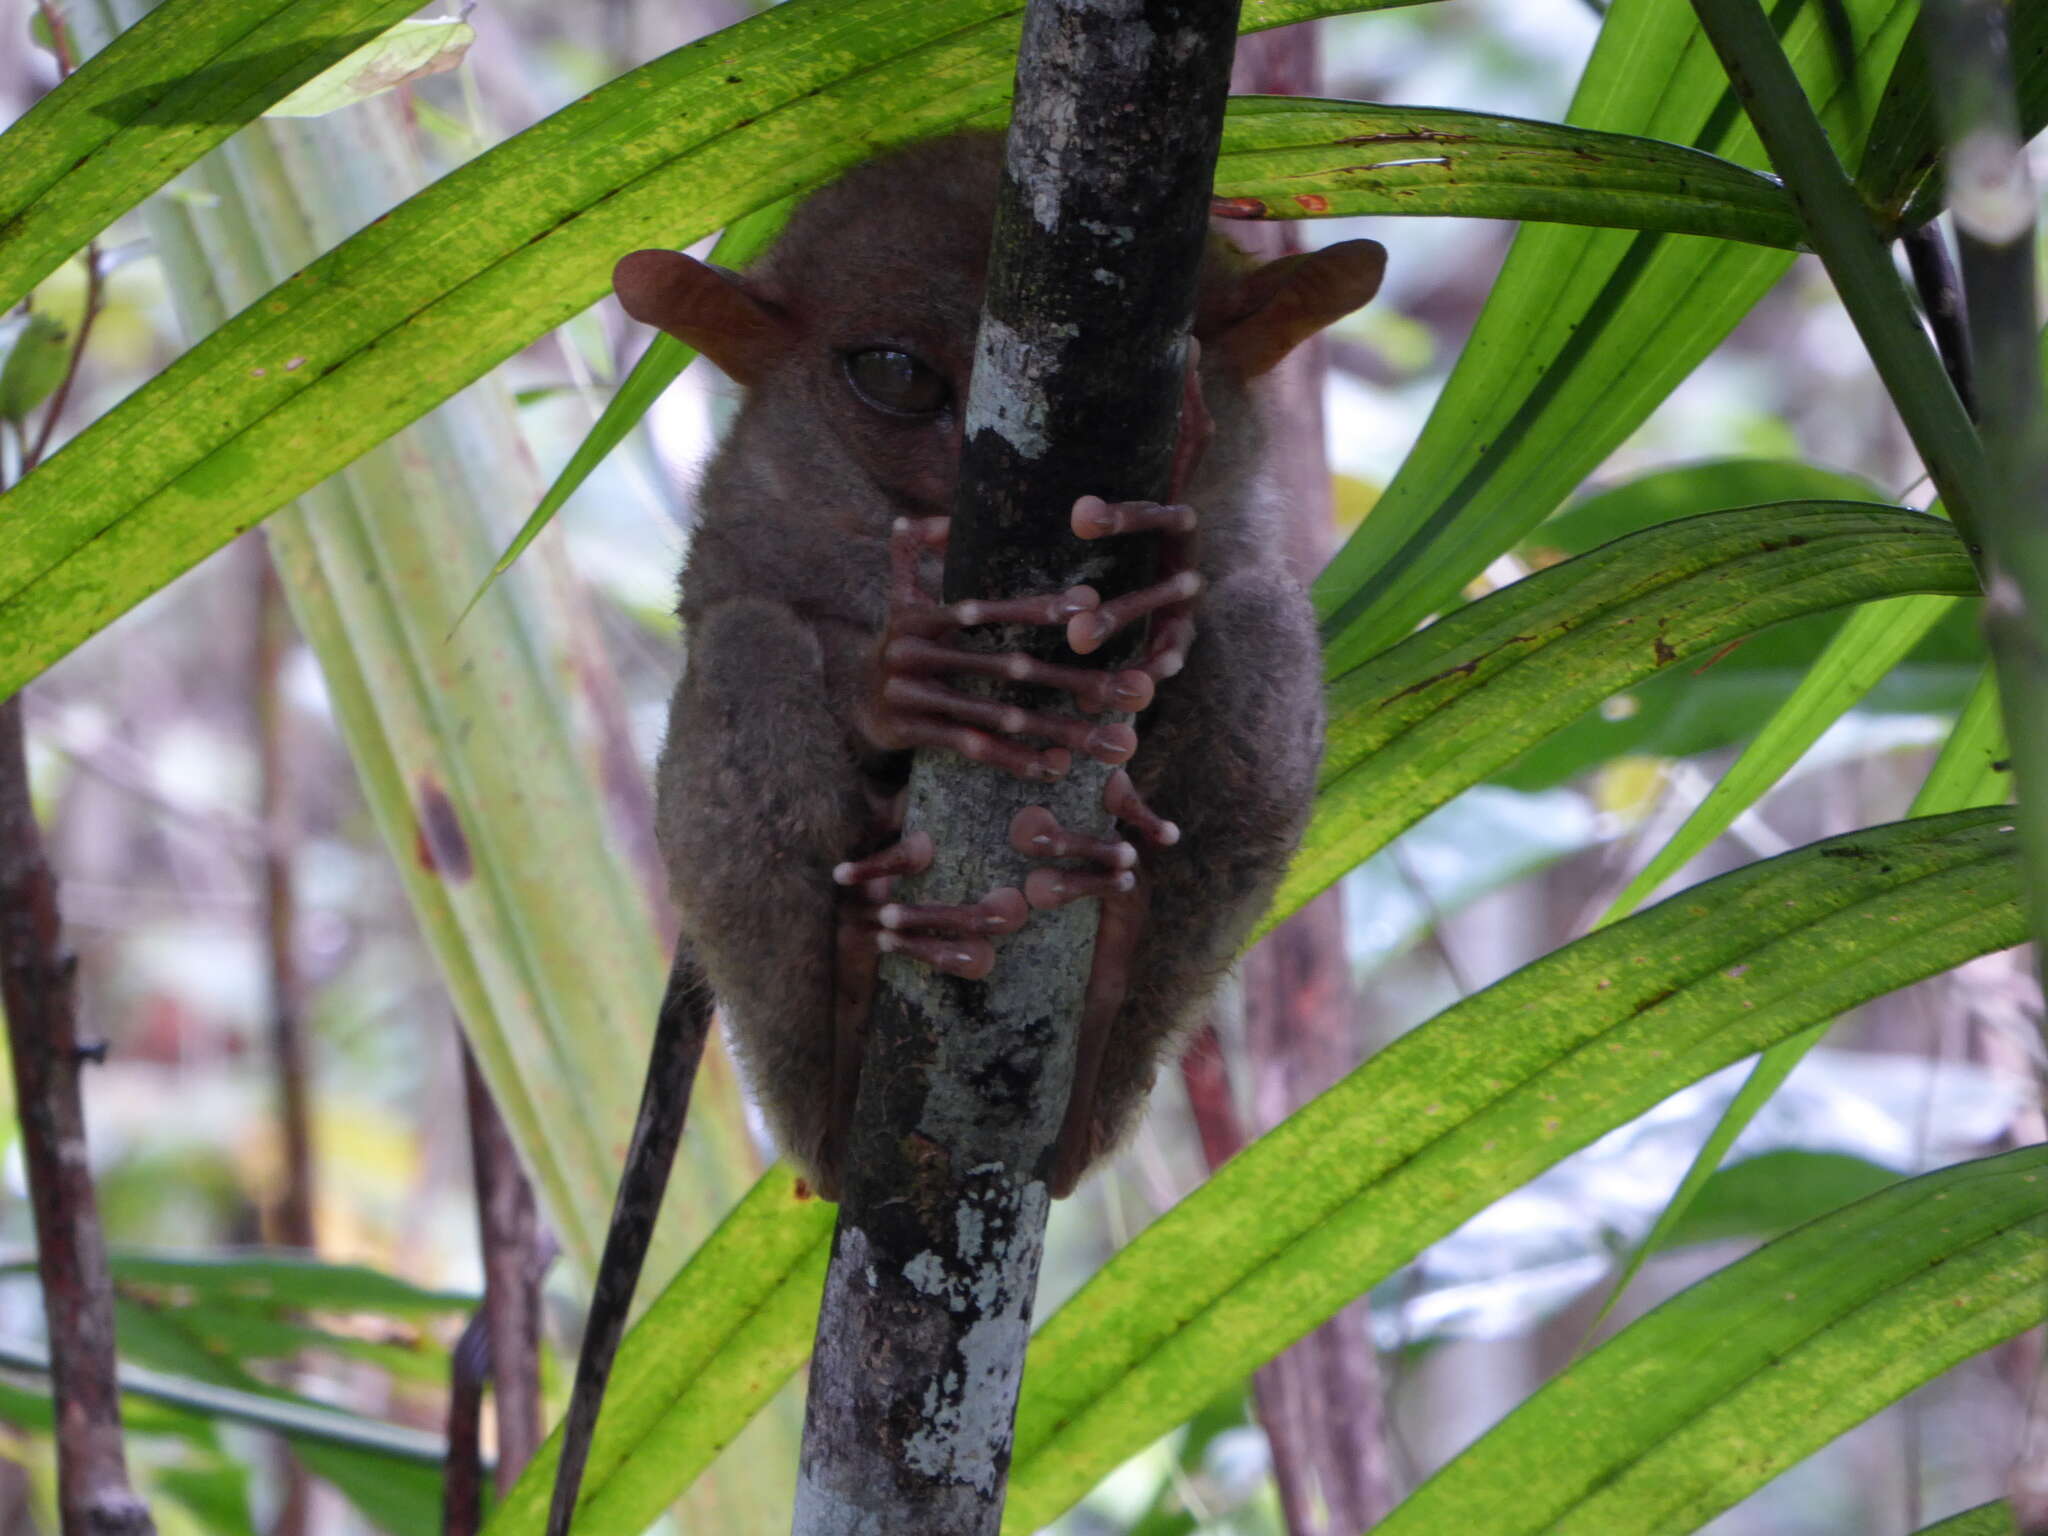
<box><xmin>546</xmin><ymin>940</ymin><xmax>715</xmax><ymax>1536</ymax></box>
<box><xmin>1051</xmin><ymin>881</ymin><xmax>1149</xmax><ymax>1198</ymax></box>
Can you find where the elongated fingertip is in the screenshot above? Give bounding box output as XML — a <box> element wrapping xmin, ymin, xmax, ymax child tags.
<box><xmin>1072</xmin><ymin>495</ymin><xmax>1115</xmax><ymax>538</ymax></box>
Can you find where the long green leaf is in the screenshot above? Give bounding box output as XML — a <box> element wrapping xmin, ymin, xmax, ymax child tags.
<box><xmin>482</xmin><ymin>1172</ymin><xmax>835</xmax><ymax>1536</ymax></box>
<box><xmin>0</xmin><ymin>0</ymin><xmax>1416</xmax><ymax>701</ymax></box>
<box><xmin>998</xmin><ymin>807</ymin><xmax>2024</xmax><ymax>1532</ymax></box>
<box><xmin>1272</xmin><ymin>505</ymin><xmax>1976</xmax><ymax>929</ymax></box>
<box><xmin>482</xmin><ymin>87</ymin><xmax>1802</xmax><ymax>593</ymax></box>
<box><xmin>1916</xmin><ymin>1503</ymin><xmax>2020</xmax><ymax>1536</ymax></box>
<box><xmin>1599</xmin><ymin>591</ymin><xmax>1959</xmax><ymax>922</ymax></box>
<box><xmin>1916</xmin><ymin>663</ymin><xmax>2012</xmax><ymax>813</ymax></box>
<box><xmin>1314</xmin><ymin>0</ymin><xmax>1921</xmax><ymax>674</ymax></box>
<box><xmin>1213</xmin><ymin>96</ymin><xmax>1803</xmax><ymax>246</ymax></box>
<box><xmin>1374</xmin><ymin>1147</ymin><xmax>2048</xmax><ymax>1534</ymax></box>
<box><xmin>1589</xmin><ymin>588</ymin><xmax>2014</xmax><ymax>1330</ymax></box>
<box><xmin>0</xmin><ymin>0</ymin><xmax>419</xmax><ymax>315</ymax></box>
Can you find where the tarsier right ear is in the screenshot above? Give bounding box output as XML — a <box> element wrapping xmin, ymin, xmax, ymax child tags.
<box><xmin>1202</xmin><ymin>238</ymin><xmax>1387</xmax><ymax>380</ymax></box>
<box><xmin>612</xmin><ymin>249</ymin><xmax>793</xmax><ymax>387</ymax></box>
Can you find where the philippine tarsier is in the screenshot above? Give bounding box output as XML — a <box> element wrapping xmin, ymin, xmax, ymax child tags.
<box><xmin>544</xmin><ymin>132</ymin><xmax>1382</xmax><ymax>1532</ymax></box>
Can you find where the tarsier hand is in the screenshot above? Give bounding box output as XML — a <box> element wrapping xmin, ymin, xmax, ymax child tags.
<box><xmin>839</xmin><ymin>490</ymin><xmax>1202</xmax><ymax>970</ymax></box>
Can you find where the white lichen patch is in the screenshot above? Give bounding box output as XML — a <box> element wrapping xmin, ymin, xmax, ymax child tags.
<box><xmin>963</xmin><ymin>316</ymin><xmax>1055</xmax><ymax>458</ymax></box>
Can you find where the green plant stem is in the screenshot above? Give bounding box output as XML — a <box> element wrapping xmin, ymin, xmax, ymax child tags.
<box><xmin>1690</xmin><ymin>0</ymin><xmax>2048</xmax><ymax>984</ymax></box>
<box><xmin>1687</xmin><ymin>0</ymin><xmax>1995</xmax><ymax>559</ymax></box>
<box><xmin>1922</xmin><ymin>0</ymin><xmax>2048</xmax><ymax>1007</ymax></box>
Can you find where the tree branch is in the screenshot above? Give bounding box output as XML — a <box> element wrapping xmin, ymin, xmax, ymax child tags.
<box><xmin>0</xmin><ymin>700</ymin><xmax>154</xmax><ymax>1536</ymax></box>
<box><xmin>794</xmin><ymin>2</ymin><xmax>1241</xmax><ymax>1530</ymax></box>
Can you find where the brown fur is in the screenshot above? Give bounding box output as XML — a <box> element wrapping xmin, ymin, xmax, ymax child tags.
<box><xmin>647</xmin><ymin>132</ymin><xmax>1377</xmax><ymax>1191</ymax></box>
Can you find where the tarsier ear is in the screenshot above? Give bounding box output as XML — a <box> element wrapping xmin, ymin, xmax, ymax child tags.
<box><xmin>612</xmin><ymin>249</ymin><xmax>791</xmax><ymax>387</ymax></box>
<box><xmin>1204</xmin><ymin>238</ymin><xmax>1387</xmax><ymax>379</ymax></box>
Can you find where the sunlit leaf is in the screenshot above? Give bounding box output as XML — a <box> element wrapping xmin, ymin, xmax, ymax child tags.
<box><xmin>0</xmin><ymin>0</ymin><xmax>420</xmax><ymax>314</ymax></box>
<box><xmin>263</xmin><ymin>14</ymin><xmax>472</xmax><ymax>117</ymax></box>
<box><xmin>1000</xmin><ymin>809</ymin><xmax>2024</xmax><ymax>1531</ymax></box>
<box><xmin>1272</xmin><ymin>505</ymin><xmax>1976</xmax><ymax>930</ymax></box>
<box><xmin>1376</xmin><ymin>1147</ymin><xmax>2048</xmax><ymax>1534</ymax></box>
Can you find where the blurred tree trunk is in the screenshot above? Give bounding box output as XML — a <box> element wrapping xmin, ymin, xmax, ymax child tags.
<box><xmin>1211</xmin><ymin>22</ymin><xmax>1397</xmax><ymax>1534</ymax></box>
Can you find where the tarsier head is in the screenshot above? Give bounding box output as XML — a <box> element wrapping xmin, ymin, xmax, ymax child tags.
<box><xmin>612</xmin><ymin>132</ymin><xmax>1386</xmax><ymax>516</ymax></box>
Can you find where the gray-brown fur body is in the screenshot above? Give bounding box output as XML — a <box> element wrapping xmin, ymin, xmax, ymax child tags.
<box><xmin>656</xmin><ymin>135</ymin><xmax>1327</xmax><ymax>1194</ymax></box>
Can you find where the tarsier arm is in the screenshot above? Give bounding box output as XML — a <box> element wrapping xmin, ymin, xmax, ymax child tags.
<box><xmin>548</xmin><ymin>141</ymin><xmax>1383</xmax><ymax>1531</ymax></box>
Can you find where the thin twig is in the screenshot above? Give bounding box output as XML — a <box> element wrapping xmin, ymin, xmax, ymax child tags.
<box><xmin>0</xmin><ymin>702</ymin><xmax>155</xmax><ymax>1536</ymax></box>
<box><xmin>23</xmin><ymin>241</ymin><xmax>101</xmax><ymax>474</ymax></box>
<box><xmin>25</xmin><ymin>2</ymin><xmax>99</xmax><ymax>477</ymax></box>
<box><xmin>441</xmin><ymin>1315</ymin><xmax>490</xmax><ymax>1536</ymax></box>
<box><xmin>460</xmin><ymin>1040</ymin><xmax>546</xmax><ymax>1491</ymax></box>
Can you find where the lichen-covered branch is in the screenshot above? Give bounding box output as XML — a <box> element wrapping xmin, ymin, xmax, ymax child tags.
<box><xmin>793</xmin><ymin>2</ymin><xmax>1242</xmax><ymax>1531</ymax></box>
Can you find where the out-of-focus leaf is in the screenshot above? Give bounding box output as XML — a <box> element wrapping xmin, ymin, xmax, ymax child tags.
<box><xmin>294</xmin><ymin>1443</ymin><xmax>440</xmax><ymax>1536</ymax></box>
<box><xmin>1913</xmin><ymin>1502</ymin><xmax>2020</xmax><ymax>1536</ymax></box>
<box><xmin>484</xmin><ymin>1170</ymin><xmax>834</xmax><ymax>1536</ymax></box>
<box><xmin>1374</xmin><ymin>1148</ymin><xmax>2048</xmax><ymax>1534</ymax></box>
<box><xmin>998</xmin><ymin>809</ymin><xmax>2024</xmax><ymax>1532</ymax></box>
<box><xmin>1213</xmin><ymin>97</ymin><xmax>1803</xmax><ymax>245</ymax></box>
<box><xmin>263</xmin><ymin>14</ymin><xmax>472</xmax><ymax>117</ymax></box>
<box><xmin>1273</xmin><ymin>506</ymin><xmax>1976</xmax><ymax>931</ymax></box>
<box><xmin>155</xmin><ymin>1462</ymin><xmax>259</xmax><ymax>1536</ymax></box>
<box><xmin>1314</xmin><ymin>0</ymin><xmax>1919</xmax><ymax>674</ymax></box>
<box><xmin>1655</xmin><ymin>1148</ymin><xmax>1900</xmax><ymax>1249</ymax></box>
<box><xmin>65</xmin><ymin>1247</ymin><xmax>469</xmax><ymax>1316</ymax></box>
<box><xmin>0</xmin><ymin>1372</ymin><xmax>206</xmax><ymax>1443</ymax></box>
<box><xmin>0</xmin><ymin>312</ymin><xmax>69</xmax><ymax>423</ymax></box>
<box><xmin>0</xmin><ymin>0</ymin><xmax>421</xmax><ymax>314</ymax></box>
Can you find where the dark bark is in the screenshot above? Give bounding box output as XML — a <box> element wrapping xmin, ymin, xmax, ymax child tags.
<box><xmin>460</xmin><ymin>1042</ymin><xmax>547</xmax><ymax>1490</ymax></box>
<box><xmin>248</xmin><ymin>542</ymin><xmax>316</xmax><ymax>1536</ymax></box>
<box><xmin>441</xmin><ymin>1316</ymin><xmax>491</xmax><ymax>1536</ymax></box>
<box><xmin>794</xmin><ymin>3</ymin><xmax>1241</xmax><ymax>1531</ymax></box>
<box><xmin>0</xmin><ymin>699</ymin><xmax>154</xmax><ymax>1536</ymax></box>
<box><xmin>253</xmin><ymin>547</ymin><xmax>318</xmax><ymax>1253</ymax></box>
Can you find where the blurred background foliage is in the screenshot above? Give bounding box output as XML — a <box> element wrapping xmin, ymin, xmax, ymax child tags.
<box><xmin>0</xmin><ymin>0</ymin><xmax>2040</xmax><ymax>1532</ymax></box>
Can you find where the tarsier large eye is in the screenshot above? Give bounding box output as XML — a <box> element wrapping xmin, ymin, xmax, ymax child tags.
<box><xmin>843</xmin><ymin>348</ymin><xmax>950</xmax><ymax>417</ymax></box>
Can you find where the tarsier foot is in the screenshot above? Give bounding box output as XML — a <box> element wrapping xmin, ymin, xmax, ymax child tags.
<box><xmin>834</xmin><ymin>831</ymin><xmax>1028</xmax><ymax>980</ymax></box>
<box><xmin>1009</xmin><ymin>806</ymin><xmax>1137</xmax><ymax>909</ymax></box>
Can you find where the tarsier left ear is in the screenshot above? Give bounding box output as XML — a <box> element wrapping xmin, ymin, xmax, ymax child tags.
<box><xmin>612</xmin><ymin>249</ymin><xmax>793</xmax><ymax>387</ymax></box>
<box><xmin>1201</xmin><ymin>238</ymin><xmax>1387</xmax><ymax>379</ymax></box>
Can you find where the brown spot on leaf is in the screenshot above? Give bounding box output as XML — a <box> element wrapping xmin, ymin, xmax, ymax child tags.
<box><xmin>792</xmin><ymin>1177</ymin><xmax>815</xmax><ymax>1202</ymax></box>
<box><xmin>414</xmin><ymin>778</ymin><xmax>473</xmax><ymax>881</ymax></box>
<box><xmin>1293</xmin><ymin>193</ymin><xmax>1331</xmax><ymax>213</ymax></box>
<box><xmin>1336</xmin><ymin>129</ymin><xmax>1475</xmax><ymax>147</ymax></box>
<box><xmin>1653</xmin><ymin>636</ymin><xmax>1678</xmax><ymax>666</ymax></box>
<box><xmin>1210</xmin><ymin>196</ymin><xmax>1271</xmax><ymax>219</ymax></box>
